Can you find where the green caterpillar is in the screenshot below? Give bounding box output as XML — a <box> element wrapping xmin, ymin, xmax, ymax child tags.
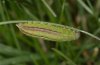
<box><xmin>16</xmin><ymin>21</ymin><xmax>80</xmax><ymax>41</ymax></box>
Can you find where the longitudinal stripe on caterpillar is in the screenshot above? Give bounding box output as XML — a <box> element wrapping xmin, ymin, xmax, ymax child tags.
<box><xmin>21</xmin><ymin>26</ymin><xmax>60</xmax><ymax>35</ymax></box>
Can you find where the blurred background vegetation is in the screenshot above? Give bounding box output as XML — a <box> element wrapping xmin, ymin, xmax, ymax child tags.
<box><xmin>0</xmin><ymin>0</ymin><xmax>100</xmax><ymax>65</ymax></box>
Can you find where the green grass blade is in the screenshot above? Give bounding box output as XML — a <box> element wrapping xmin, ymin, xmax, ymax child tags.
<box><xmin>77</xmin><ymin>0</ymin><xmax>93</xmax><ymax>15</ymax></box>
<box><xmin>52</xmin><ymin>48</ymin><xmax>77</xmax><ymax>65</ymax></box>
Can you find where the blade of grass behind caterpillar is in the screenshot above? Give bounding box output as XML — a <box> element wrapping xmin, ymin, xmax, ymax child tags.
<box><xmin>0</xmin><ymin>20</ymin><xmax>100</xmax><ymax>41</ymax></box>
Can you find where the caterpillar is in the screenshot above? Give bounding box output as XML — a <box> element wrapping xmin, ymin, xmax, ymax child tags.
<box><xmin>16</xmin><ymin>21</ymin><xmax>80</xmax><ymax>41</ymax></box>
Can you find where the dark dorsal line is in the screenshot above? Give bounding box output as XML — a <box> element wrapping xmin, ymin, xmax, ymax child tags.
<box><xmin>22</xmin><ymin>26</ymin><xmax>61</xmax><ymax>35</ymax></box>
